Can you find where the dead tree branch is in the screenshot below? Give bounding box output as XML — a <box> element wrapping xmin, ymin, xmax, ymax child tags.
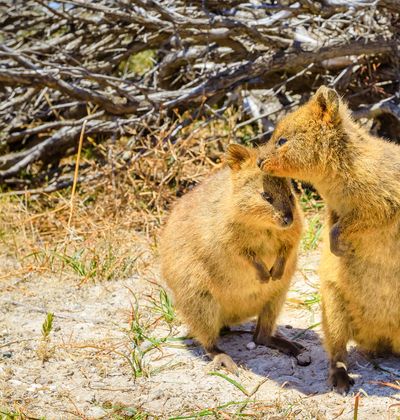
<box><xmin>0</xmin><ymin>0</ymin><xmax>399</xmax><ymax>189</ymax></box>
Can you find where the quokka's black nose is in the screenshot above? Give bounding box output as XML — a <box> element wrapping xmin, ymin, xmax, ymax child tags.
<box><xmin>282</xmin><ymin>213</ymin><xmax>293</xmax><ymax>226</ymax></box>
<box><xmin>257</xmin><ymin>158</ymin><xmax>265</xmax><ymax>169</ymax></box>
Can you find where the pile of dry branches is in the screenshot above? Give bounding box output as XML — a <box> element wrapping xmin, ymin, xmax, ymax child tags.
<box><xmin>0</xmin><ymin>0</ymin><xmax>399</xmax><ymax>192</ymax></box>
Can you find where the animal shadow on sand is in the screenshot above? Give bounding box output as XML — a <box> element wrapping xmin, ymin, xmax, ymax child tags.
<box><xmin>187</xmin><ymin>323</ymin><xmax>400</xmax><ymax>397</ymax></box>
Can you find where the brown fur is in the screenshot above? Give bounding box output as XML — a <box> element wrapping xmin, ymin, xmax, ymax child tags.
<box><xmin>258</xmin><ymin>86</ymin><xmax>400</xmax><ymax>393</ymax></box>
<box><xmin>160</xmin><ymin>144</ymin><xmax>309</xmax><ymax>373</ymax></box>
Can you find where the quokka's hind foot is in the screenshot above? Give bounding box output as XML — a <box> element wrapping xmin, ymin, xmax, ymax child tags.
<box><xmin>289</xmin><ymin>339</ymin><xmax>312</xmax><ymax>366</ymax></box>
<box><xmin>206</xmin><ymin>345</ymin><xmax>239</xmax><ymax>375</ymax></box>
<box><xmin>253</xmin><ymin>330</ymin><xmax>311</xmax><ymax>366</ymax></box>
<box><xmin>211</xmin><ymin>353</ymin><xmax>239</xmax><ymax>375</ymax></box>
<box><xmin>295</xmin><ymin>350</ymin><xmax>312</xmax><ymax>366</ymax></box>
<box><xmin>329</xmin><ymin>363</ymin><xmax>354</xmax><ymax>395</ymax></box>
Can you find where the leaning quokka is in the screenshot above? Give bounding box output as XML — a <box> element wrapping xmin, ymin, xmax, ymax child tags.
<box><xmin>160</xmin><ymin>144</ymin><xmax>310</xmax><ymax>373</ymax></box>
<box><xmin>257</xmin><ymin>86</ymin><xmax>400</xmax><ymax>393</ymax></box>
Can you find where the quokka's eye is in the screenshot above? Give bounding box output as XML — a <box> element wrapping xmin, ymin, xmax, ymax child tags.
<box><xmin>261</xmin><ymin>192</ymin><xmax>274</xmax><ymax>204</ymax></box>
<box><xmin>277</xmin><ymin>137</ymin><xmax>288</xmax><ymax>147</ymax></box>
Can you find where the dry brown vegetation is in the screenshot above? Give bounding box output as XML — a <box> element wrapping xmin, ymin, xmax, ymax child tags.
<box><xmin>0</xmin><ymin>114</ymin><xmax>230</xmax><ymax>270</ymax></box>
<box><xmin>1</xmin><ymin>0</ymin><xmax>399</xmax><ymax>193</ymax></box>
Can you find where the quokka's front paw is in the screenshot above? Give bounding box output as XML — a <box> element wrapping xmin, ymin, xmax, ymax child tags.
<box><xmin>329</xmin><ymin>224</ymin><xmax>352</xmax><ymax>257</ymax></box>
<box><xmin>252</xmin><ymin>258</ymin><xmax>271</xmax><ymax>283</ymax></box>
<box><xmin>270</xmin><ymin>256</ymin><xmax>285</xmax><ymax>280</ymax></box>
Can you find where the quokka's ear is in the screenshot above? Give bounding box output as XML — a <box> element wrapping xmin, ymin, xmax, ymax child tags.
<box><xmin>312</xmin><ymin>86</ymin><xmax>340</xmax><ymax>124</ymax></box>
<box><xmin>226</xmin><ymin>144</ymin><xmax>253</xmax><ymax>171</ymax></box>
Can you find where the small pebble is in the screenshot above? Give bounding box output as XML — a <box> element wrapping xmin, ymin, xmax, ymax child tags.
<box><xmin>87</xmin><ymin>407</ymin><xmax>107</xmax><ymax>419</ymax></box>
<box><xmin>152</xmin><ymin>389</ymin><xmax>164</xmax><ymax>400</ymax></box>
<box><xmin>2</xmin><ymin>351</ymin><xmax>12</xmax><ymax>359</ymax></box>
<box><xmin>122</xmin><ymin>151</ymin><xmax>132</xmax><ymax>161</ymax></box>
<box><xmin>246</xmin><ymin>341</ymin><xmax>256</xmax><ymax>350</ymax></box>
<box><xmin>27</xmin><ymin>384</ymin><xmax>42</xmax><ymax>392</ymax></box>
<box><xmin>9</xmin><ymin>379</ymin><xmax>23</xmax><ymax>386</ymax></box>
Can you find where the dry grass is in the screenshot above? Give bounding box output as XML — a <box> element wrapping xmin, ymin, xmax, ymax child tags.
<box><xmin>0</xmin><ymin>110</ymin><xmax>260</xmax><ymax>284</ymax></box>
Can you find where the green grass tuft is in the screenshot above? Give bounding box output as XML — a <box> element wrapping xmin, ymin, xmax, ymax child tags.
<box><xmin>41</xmin><ymin>313</ymin><xmax>54</xmax><ymax>340</ymax></box>
<box><xmin>150</xmin><ymin>288</ymin><xmax>176</xmax><ymax>324</ymax></box>
<box><xmin>302</xmin><ymin>214</ymin><xmax>323</xmax><ymax>251</ymax></box>
<box><xmin>208</xmin><ymin>372</ymin><xmax>250</xmax><ymax>396</ymax></box>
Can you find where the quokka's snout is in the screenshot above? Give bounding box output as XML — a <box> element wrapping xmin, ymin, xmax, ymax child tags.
<box><xmin>270</xmin><ymin>192</ymin><xmax>295</xmax><ymax>229</ymax></box>
<box><xmin>275</xmin><ymin>209</ymin><xmax>293</xmax><ymax>228</ymax></box>
<box><xmin>281</xmin><ymin>211</ymin><xmax>293</xmax><ymax>227</ymax></box>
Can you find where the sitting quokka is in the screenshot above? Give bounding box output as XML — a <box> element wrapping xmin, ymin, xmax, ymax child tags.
<box><xmin>257</xmin><ymin>86</ymin><xmax>400</xmax><ymax>393</ymax></box>
<box><xmin>160</xmin><ymin>144</ymin><xmax>310</xmax><ymax>373</ymax></box>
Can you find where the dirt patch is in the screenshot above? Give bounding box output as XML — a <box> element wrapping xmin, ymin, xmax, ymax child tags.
<box><xmin>1</xmin><ymin>242</ymin><xmax>400</xmax><ymax>419</ymax></box>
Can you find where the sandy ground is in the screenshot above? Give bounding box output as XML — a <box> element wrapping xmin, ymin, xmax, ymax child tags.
<box><xmin>1</xmin><ymin>241</ymin><xmax>400</xmax><ymax>419</ymax></box>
